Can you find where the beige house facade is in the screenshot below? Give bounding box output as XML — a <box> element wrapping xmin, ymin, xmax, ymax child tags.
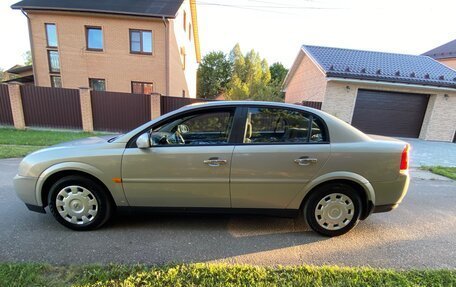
<box><xmin>12</xmin><ymin>0</ymin><xmax>200</xmax><ymax>98</ymax></box>
<box><xmin>284</xmin><ymin>45</ymin><xmax>456</xmax><ymax>142</ymax></box>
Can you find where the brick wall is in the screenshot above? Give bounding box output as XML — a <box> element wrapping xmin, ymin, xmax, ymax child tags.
<box><xmin>284</xmin><ymin>54</ymin><xmax>327</xmax><ymax>104</ymax></box>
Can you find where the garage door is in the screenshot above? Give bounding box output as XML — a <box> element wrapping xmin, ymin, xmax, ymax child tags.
<box><xmin>351</xmin><ymin>89</ymin><xmax>429</xmax><ymax>138</ymax></box>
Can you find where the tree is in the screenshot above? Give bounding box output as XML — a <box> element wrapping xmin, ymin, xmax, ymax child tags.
<box><xmin>197</xmin><ymin>51</ymin><xmax>232</xmax><ymax>99</ymax></box>
<box><xmin>0</xmin><ymin>67</ymin><xmax>4</xmax><ymax>82</ymax></box>
<box><xmin>23</xmin><ymin>51</ymin><xmax>32</xmax><ymax>65</ymax></box>
<box><xmin>268</xmin><ymin>62</ymin><xmax>288</xmax><ymax>101</ymax></box>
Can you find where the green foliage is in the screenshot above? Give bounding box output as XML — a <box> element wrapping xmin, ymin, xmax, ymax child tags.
<box><xmin>23</xmin><ymin>50</ymin><xmax>33</xmax><ymax>65</ymax></box>
<box><xmin>1</xmin><ymin>263</ymin><xmax>455</xmax><ymax>287</ymax></box>
<box><xmin>197</xmin><ymin>51</ymin><xmax>232</xmax><ymax>99</ymax></box>
<box><xmin>197</xmin><ymin>44</ymin><xmax>289</xmax><ymax>102</ymax></box>
<box><xmin>0</xmin><ymin>67</ymin><xmax>4</xmax><ymax>82</ymax></box>
<box><xmin>421</xmin><ymin>166</ymin><xmax>456</xmax><ymax>180</ymax></box>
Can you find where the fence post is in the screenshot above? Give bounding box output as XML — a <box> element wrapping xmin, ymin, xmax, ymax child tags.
<box><xmin>7</xmin><ymin>83</ymin><xmax>26</xmax><ymax>130</ymax></box>
<box><xmin>151</xmin><ymin>94</ymin><xmax>161</xmax><ymax>119</ymax></box>
<box><xmin>79</xmin><ymin>87</ymin><xmax>94</xmax><ymax>132</ymax></box>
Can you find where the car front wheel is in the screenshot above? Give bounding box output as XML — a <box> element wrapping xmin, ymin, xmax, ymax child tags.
<box><xmin>48</xmin><ymin>175</ymin><xmax>113</xmax><ymax>230</ymax></box>
<box><xmin>304</xmin><ymin>183</ymin><xmax>362</xmax><ymax>237</ymax></box>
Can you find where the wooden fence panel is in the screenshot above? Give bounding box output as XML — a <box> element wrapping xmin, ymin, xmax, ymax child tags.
<box><xmin>299</xmin><ymin>101</ymin><xmax>322</xmax><ymax>110</ymax></box>
<box><xmin>21</xmin><ymin>86</ymin><xmax>82</xmax><ymax>129</ymax></box>
<box><xmin>91</xmin><ymin>91</ymin><xmax>151</xmax><ymax>132</ymax></box>
<box><xmin>160</xmin><ymin>96</ymin><xmax>210</xmax><ymax>115</ymax></box>
<box><xmin>0</xmin><ymin>85</ymin><xmax>14</xmax><ymax>126</ymax></box>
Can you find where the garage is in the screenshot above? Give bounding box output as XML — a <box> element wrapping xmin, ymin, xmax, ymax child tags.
<box><xmin>351</xmin><ymin>89</ymin><xmax>430</xmax><ymax>138</ymax></box>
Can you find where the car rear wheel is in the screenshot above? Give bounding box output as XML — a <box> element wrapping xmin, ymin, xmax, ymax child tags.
<box><xmin>48</xmin><ymin>175</ymin><xmax>113</xmax><ymax>231</ymax></box>
<box><xmin>304</xmin><ymin>183</ymin><xmax>361</xmax><ymax>237</ymax></box>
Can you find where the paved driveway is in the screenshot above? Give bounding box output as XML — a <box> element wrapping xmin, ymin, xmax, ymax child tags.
<box><xmin>399</xmin><ymin>138</ymin><xmax>456</xmax><ymax>167</ymax></box>
<box><xmin>1</xmin><ymin>158</ymin><xmax>456</xmax><ymax>268</ymax></box>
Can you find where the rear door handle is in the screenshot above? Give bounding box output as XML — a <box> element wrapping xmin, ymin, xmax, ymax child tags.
<box><xmin>294</xmin><ymin>156</ymin><xmax>318</xmax><ymax>166</ymax></box>
<box><xmin>204</xmin><ymin>157</ymin><xmax>227</xmax><ymax>167</ymax></box>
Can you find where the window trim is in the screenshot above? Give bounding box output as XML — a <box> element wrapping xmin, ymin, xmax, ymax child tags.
<box><xmin>237</xmin><ymin>106</ymin><xmax>330</xmax><ymax>145</ymax></box>
<box><xmin>89</xmin><ymin>78</ymin><xmax>106</xmax><ymax>91</ymax></box>
<box><xmin>129</xmin><ymin>29</ymin><xmax>153</xmax><ymax>55</ymax></box>
<box><xmin>47</xmin><ymin>50</ymin><xmax>60</xmax><ymax>73</ymax></box>
<box><xmin>45</xmin><ymin>23</ymin><xmax>58</xmax><ymax>48</ymax></box>
<box><xmin>126</xmin><ymin>105</ymin><xmax>330</xmax><ymax>148</ymax></box>
<box><xmin>131</xmin><ymin>81</ymin><xmax>154</xmax><ymax>94</ymax></box>
<box><xmin>85</xmin><ymin>26</ymin><xmax>104</xmax><ymax>51</ymax></box>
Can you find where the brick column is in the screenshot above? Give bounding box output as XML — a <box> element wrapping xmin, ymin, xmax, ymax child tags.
<box><xmin>7</xmin><ymin>83</ymin><xmax>26</xmax><ymax>130</ymax></box>
<box><xmin>79</xmin><ymin>87</ymin><xmax>94</xmax><ymax>132</ymax></box>
<box><xmin>151</xmin><ymin>94</ymin><xmax>161</xmax><ymax>120</ymax></box>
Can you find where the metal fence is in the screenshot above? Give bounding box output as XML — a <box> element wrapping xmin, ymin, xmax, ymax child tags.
<box><xmin>91</xmin><ymin>91</ymin><xmax>151</xmax><ymax>132</ymax></box>
<box><xmin>298</xmin><ymin>101</ymin><xmax>322</xmax><ymax>110</ymax></box>
<box><xmin>0</xmin><ymin>85</ymin><xmax>14</xmax><ymax>126</ymax></box>
<box><xmin>20</xmin><ymin>85</ymin><xmax>82</xmax><ymax>129</ymax></box>
<box><xmin>161</xmin><ymin>95</ymin><xmax>210</xmax><ymax>115</ymax></box>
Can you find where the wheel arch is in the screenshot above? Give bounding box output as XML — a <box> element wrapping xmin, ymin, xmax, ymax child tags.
<box><xmin>36</xmin><ymin>162</ymin><xmax>123</xmax><ymax>208</ymax></box>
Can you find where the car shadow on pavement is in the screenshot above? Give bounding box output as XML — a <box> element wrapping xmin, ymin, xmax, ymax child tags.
<box><xmin>98</xmin><ymin>210</ymin><xmax>329</xmax><ymax>263</ymax></box>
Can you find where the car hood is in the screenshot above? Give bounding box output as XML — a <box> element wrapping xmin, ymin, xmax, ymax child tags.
<box><xmin>52</xmin><ymin>135</ymin><xmax>118</xmax><ymax>147</ymax></box>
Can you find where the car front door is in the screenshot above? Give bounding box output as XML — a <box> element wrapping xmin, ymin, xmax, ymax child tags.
<box><xmin>230</xmin><ymin>106</ymin><xmax>330</xmax><ymax>209</ymax></box>
<box><xmin>121</xmin><ymin>107</ymin><xmax>237</xmax><ymax>208</ymax></box>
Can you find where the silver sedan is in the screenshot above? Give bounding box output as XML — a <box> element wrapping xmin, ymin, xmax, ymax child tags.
<box><xmin>13</xmin><ymin>101</ymin><xmax>410</xmax><ymax>236</ymax></box>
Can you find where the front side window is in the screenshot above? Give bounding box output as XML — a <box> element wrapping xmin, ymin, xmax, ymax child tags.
<box><xmin>243</xmin><ymin>107</ymin><xmax>326</xmax><ymax>144</ymax></box>
<box><xmin>48</xmin><ymin>50</ymin><xmax>60</xmax><ymax>73</ymax></box>
<box><xmin>132</xmin><ymin>81</ymin><xmax>153</xmax><ymax>94</ymax></box>
<box><xmin>130</xmin><ymin>30</ymin><xmax>152</xmax><ymax>54</ymax></box>
<box><xmin>150</xmin><ymin>109</ymin><xmax>235</xmax><ymax>146</ymax></box>
<box><xmin>89</xmin><ymin>78</ymin><xmax>106</xmax><ymax>91</ymax></box>
<box><xmin>50</xmin><ymin>75</ymin><xmax>62</xmax><ymax>88</ymax></box>
<box><xmin>45</xmin><ymin>23</ymin><xmax>58</xmax><ymax>47</ymax></box>
<box><xmin>86</xmin><ymin>26</ymin><xmax>103</xmax><ymax>50</ymax></box>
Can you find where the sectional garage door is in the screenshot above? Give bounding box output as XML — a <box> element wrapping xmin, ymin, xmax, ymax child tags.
<box><xmin>351</xmin><ymin>89</ymin><xmax>429</xmax><ymax>138</ymax></box>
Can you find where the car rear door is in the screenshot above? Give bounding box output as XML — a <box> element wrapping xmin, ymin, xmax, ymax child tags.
<box><xmin>230</xmin><ymin>106</ymin><xmax>330</xmax><ymax>209</ymax></box>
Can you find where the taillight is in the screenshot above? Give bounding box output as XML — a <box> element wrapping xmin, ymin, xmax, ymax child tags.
<box><xmin>400</xmin><ymin>144</ymin><xmax>410</xmax><ymax>171</ymax></box>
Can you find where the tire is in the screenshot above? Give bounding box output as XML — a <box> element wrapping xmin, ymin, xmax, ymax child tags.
<box><xmin>303</xmin><ymin>183</ymin><xmax>362</xmax><ymax>237</ymax></box>
<box><xmin>48</xmin><ymin>175</ymin><xmax>113</xmax><ymax>231</ymax></box>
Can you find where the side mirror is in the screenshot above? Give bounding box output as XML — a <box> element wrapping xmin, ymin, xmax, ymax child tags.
<box><xmin>136</xmin><ymin>133</ymin><xmax>151</xmax><ymax>149</ymax></box>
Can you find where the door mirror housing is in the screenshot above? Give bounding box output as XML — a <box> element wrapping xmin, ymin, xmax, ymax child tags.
<box><xmin>136</xmin><ymin>133</ymin><xmax>151</xmax><ymax>149</ymax></box>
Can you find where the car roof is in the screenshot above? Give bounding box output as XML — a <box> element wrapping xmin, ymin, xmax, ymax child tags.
<box><xmin>181</xmin><ymin>100</ymin><xmax>322</xmax><ymax>113</ymax></box>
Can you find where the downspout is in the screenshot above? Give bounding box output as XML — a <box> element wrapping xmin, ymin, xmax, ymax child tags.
<box><xmin>162</xmin><ymin>16</ymin><xmax>170</xmax><ymax>96</ymax></box>
<box><xmin>21</xmin><ymin>9</ymin><xmax>37</xmax><ymax>85</ymax></box>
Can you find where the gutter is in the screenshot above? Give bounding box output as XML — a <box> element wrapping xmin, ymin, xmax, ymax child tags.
<box><xmin>162</xmin><ymin>16</ymin><xmax>169</xmax><ymax>96</ymax></box>
<box><xmin>327</xmin><ymin>77</ymin><xmax>456</xmax><ymax>93</ymax></box>
<box><xmin>21</xmin><ymin>9</ymin><xmax>37</xmax><ymax>86</ymax></box>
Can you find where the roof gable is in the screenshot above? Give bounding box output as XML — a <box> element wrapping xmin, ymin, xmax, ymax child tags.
<box><xmin>422</xmin><ymin>39</ymin><xmax>456</xmax><ymax>60</ymax></box>
<box><xmin>11</xmin><ymin>0</ymin><xmax>184</xmax><ymax>18</ymax></box>
<box><xmin>302</xmin><ymin>45</ymin><xmax>456</xmax><ymax>89</ymax></box>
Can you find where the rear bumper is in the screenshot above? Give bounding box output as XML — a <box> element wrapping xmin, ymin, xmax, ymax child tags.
<box><xmin>371</xmin><ymin>171</ymin><xmax>410</xmax><ymax>207</ymax></box>
<box><xmin>373</xmin><ymin>203</ymin><xmax>399</xmax><ymax>213</ymax></box>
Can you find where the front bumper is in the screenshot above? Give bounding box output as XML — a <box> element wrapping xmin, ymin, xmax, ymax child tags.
<box><xmin>13</xmin><ymin>175</ymin><xmax>40</xmax><ymax>207</ymax></box>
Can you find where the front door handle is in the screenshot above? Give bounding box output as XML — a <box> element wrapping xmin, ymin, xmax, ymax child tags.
<box><xmin>294</xmin><ymin>156</ymin><xmax>318</xmax><ymax>166</ymax></box>
<box><xmin>204</xmin><ymin>157</ymin><xmax>227</xmax><ymax>167</ymax></box>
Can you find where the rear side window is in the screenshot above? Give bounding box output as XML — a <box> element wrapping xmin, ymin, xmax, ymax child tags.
<box><xmin>243</xmin><ymin>107</ymin><xmax>327</xmax><ymax>144</ymax></box>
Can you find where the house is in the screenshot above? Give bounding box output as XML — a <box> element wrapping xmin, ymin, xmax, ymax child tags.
<box><xmin>283</xmin><ymin>45</ymin><xmax>456</xmax><ymax>142</ymax></box>
<box><xmin>2</xmin><ymin>65</ymin><xmax>34</xmax><ymax>84</ymax></box>
<box><xmin>423</xmin><ymin>39</ymin><xmax>456</xmax><ymax>70</ymax></box>
<box><xmin>11</xmin><ymin>0</ymin><xmax>201</xmax><ymax>98</ymax></box>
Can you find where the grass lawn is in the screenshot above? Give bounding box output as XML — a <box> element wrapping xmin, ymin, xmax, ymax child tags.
<box><xmin>421</xmin><ymin>166</ymin><xmax>456</xmax><ymax>180</ymax></box>
<box><xmin>1</xmin><ymin>263</ymin><xmax>455</xmax><ymax>287</ymax></box>
<box><xmin>0</xmin><ymin>128</ymin><xmax>102</xmax><ymax>159</ymax></box>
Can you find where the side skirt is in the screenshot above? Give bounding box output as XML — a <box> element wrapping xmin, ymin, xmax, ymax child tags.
<box><xmin>116</xmin><ymin>206</ymin><xmax>300</xmax><ymax>218</ymax></box>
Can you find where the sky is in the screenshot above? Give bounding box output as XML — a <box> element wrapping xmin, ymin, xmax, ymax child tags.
<box><xmin>1</xmin><ymin>0</ymin><xmax>455</xmax><ymax>71</ymax></box>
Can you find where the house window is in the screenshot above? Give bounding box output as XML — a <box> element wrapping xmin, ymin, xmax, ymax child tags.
<box><xmin>45</xmin><ymin>23</ymin><xmax>58</xmax><ymax>47</ymax></box>
<box><xmin>130</xmin><ymin>30</ymin><xmax>152</xmax><ymax>54</ymax></box>
<box><xmin>132</xmin><ymin>81</ymin><xmax>153</xmax><ymax>94</ymax></box>
<box><xmin>182</xmin><ymin>90</ymin><xmax>186</xmax><ymax>97</ymax></box>
<box><xmin>89</xmin><ymin>78</ymin><xmax>106</xmax><ymax>91</ymax></box>
<box><xmin>183</xmin><ymin>11</ymin><xmax>187</xmax><ymax>31</ymax></box>
<box><xmin>189</xmin><ymin>24</ymin><xmax>192</xmax><ymax>41</ymax></box>
<box><xmin>47</xmin><ymin>50</ymin><xmax>60</xmax><ymax>73</ymax></box>
<box><xmin>180</xmin><ymin>47</ymin><xmax>186</xmax><ymax>70</ymax></box>
<box><xmin>86</xmin><ymin>26</ymin><xmax>103</xmax><ymax>51</ymax></box>
<box><xmin>50</xmin><ymin>75</ymin><xmax>62</xmax><ymax>88</ymax></box>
